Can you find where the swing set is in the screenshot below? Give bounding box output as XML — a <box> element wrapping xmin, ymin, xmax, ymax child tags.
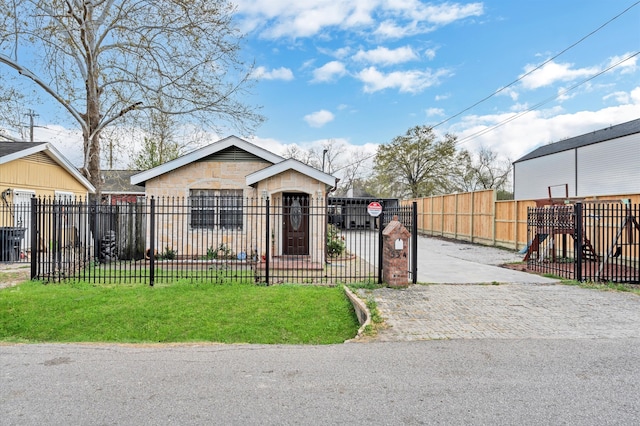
<box><xmin>524</xmin><ymin>184</ymin><xmax>639</xmax><ymax>281</ymax></box>
<box><xmin>524</xmin><ymin>185</ymin><xmax>597</xmax><ymax>263</ymax></box>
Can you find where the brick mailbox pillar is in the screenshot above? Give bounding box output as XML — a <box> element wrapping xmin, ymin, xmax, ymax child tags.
<box><xmin>382</xmin><ymin>215</ymin><xmax>411</xmax><ymax>288</ymax></box>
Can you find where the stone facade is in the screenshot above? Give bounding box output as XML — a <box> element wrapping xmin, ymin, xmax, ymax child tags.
<box><xmin>142</xmin><ymin>159</ymin><xmax>329</xmax><ymax>263</ymax></box>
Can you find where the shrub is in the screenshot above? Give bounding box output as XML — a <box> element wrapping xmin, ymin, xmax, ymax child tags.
<box><xmin>327</xmin><ymin>225</ymin><xmax>346</xmax><ymax>258</ymax></box>
<box><xmin>159</xmin><ymin>246</ymin><xmax>176</xmax><ymax>260</ymax></box>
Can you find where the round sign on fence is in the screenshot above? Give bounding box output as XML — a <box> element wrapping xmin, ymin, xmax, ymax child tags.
<box><xmin>367</xmin><ymin>201</ymin><xmax>383</xmax><ymax>217</ymax></box>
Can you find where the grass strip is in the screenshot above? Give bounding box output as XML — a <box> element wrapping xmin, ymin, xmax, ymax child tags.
<box><xmin>0</xmin><ymin>281</ymin><xmax>359</xmax><ymax>345</ymax></box>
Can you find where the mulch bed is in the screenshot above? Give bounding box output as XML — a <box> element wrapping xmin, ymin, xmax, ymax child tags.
<box><xmin>501</xmin><ymin>262</ymin><xmax>639</xmax><ymax>286</ymax></box>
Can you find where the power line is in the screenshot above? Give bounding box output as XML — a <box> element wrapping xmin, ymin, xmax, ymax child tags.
<box><xmin>431</xmin><ymin>1</ymin><xmax>640</xmax><ymax>130</ymax></box>
<box><xmin>455</xmin><ymin>51</ymin><xmax>640</xmax><ymax>146</ymax></box>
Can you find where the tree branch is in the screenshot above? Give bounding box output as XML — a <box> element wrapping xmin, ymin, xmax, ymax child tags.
<box><xmin>0</xmin><ymin>53</ymin><xmax>86</xmax><ymax>132</ymax></box>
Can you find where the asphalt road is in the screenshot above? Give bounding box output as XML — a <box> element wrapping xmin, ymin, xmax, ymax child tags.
<box><xmin>3</xmin><ymin>235</ymin><xmax>639</xmax><ymax>424</ymax></box>
<box><xmin>2</xmin><ymin>339</ymin><xmax>639</xmax><ymax>425</ymax></box>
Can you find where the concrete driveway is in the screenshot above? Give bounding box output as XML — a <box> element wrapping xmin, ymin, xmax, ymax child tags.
<box><xmin>360</xmin><ymin>235</ymin><xmax>640</xmax><ymax>341</ymax></box>
<box><xmin>413</xmin><ymin>235</ymin><xmax>557</xmax><ymax>284</ymax></box>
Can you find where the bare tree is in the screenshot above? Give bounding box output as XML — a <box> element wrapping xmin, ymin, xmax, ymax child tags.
<box><xmin>0</xmin><ymin>0</ymin><xmax>263</xmax><ymax>192</ymax></box>
<box><xmin>310</xmin><ymin>139</ymin><xmax>344</xmax><ymax>174</ymax></box>
<box><xmin>282</xmin><ymin>145</ymin><xmax>318</xmax><ymax>168</ymax></box>
<box><xmin>450</xmin><ymin>147</ymin><xmax>512</xmax><ymax>193</ymax></box>
<box><xmin>282</xmin><ymin>139</ymin><xmax>345</xmax><ymax>173</ymax></box>
<box><xmin>335</xmin><ymin>150</ymin><xmax>373</xmax><ymax>196</ymax></box>
<box><xmin>0</xmin><ymin>85</ymin><xmax>32</xmax><ymax>140</ymax></box>
<box><xmin>281</xmin><ymin>139</ymin><xmax>375</xmax><ymax>195</ymax></box>
<box><xmin>128</xmin><ymin>110</ymin><xmax>191</xmax><ymax>170</ymax></box>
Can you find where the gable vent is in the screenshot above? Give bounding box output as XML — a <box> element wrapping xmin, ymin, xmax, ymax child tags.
<box><xmin>197</xmin><ymin>146</ymin><xmax>270</xmax><ymax>163</ymax></box>
<box><xmin>24</xmin><ymin>152</ymin><xmax>57</xmax><ymax>166</ymax></box>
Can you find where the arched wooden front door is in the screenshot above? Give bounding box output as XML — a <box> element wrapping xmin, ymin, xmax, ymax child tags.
<box><xmin>282</xmin><ymin>193</ymin><xmax>309</xmax><ymax>255</ymax></box>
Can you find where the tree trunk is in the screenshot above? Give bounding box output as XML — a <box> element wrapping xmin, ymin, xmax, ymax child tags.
<box><xmin>82</xmin><ymin>4</ymin><xmax>102</xmax><ymax>196</ymax></box>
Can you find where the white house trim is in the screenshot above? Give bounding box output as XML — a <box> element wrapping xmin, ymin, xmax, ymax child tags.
<box><xmin>0</xmin><ymin>142</ymin><xmax>95</xmax><ymax>193</ymax></box>
<box><xmin>131</xmin><ymin>135</ymin><xmax>284</xmax><ymax>185</ymax></box>
<box><xmin>245</xmin><ymin>158</ymin><xmax>338</xmax><ymax>187</ymax></box>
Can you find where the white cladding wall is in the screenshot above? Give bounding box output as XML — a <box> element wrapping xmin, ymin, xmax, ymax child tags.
<box><xmin>514</xmin><ymin>150</ymin><xmax>575</xmax><ymax>200</ymax></box>
<box><xmin>577</xmin><ymin>133</ymin><xmax>640</xmax><ymax>196</ymax></box>
<box><xmin>514</xmin><ymin>133</ymin><xmax>640</xmax><ymax>200</ymax></box>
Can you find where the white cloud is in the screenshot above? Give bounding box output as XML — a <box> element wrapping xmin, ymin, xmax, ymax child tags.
<box><xmin>35</xmin><ymin>126</ymin><xmax>85</xmax><ymax>167</ymax></box>
<box><xmin>425</xmin><ymin>107</ymin><xmax>444</xmax><ymax>117</ymax></box>
<box><xmin>312</xmin><ymin>61</ymin><xmax>347</xmax><ymax>82</ymax></box>
<box><xmin>497</xmin><ymin>87</ymin><xmax>519</xmax><ymax>101</ymax></box>
<box><xmin>630</xmin><ymin>86</ymin><xmax>640</xmax><ymax>103</ymax></box>
<box><xmin>353</xmin><ymin>46</ymin><xmax>418</xmax><ymax>66</ymax></box>
<box><xmin>235</xmin><ymin>0</ymin><xmax>483</xmax><ymax>39</ymax></box>
<box><xmin>374</xmin><ymin>20</ymin><xmax>428</xmax><ymax>39</ymax></box>
<box><xmin>413</xmin><ymin>2</ymin><xmax>484</xmax><ymax>25</ymax></box>
<box><xmin>449</xmin><ymin>86</ymin><xmax>640</xmax><ymax>161</ymax></box>
<box><xmin>519</xmin><ymin>60</ymin><xmax>598</xmax><ymax>90</ymax></box>
<box><xmin>603</xmin><ymin>91</ymin><xmax>630</xmax><ymax>104</ymax></box>
<box><xmin>373</xmin><ymin>2</ymin><xmax>483</xmax><ymax>38</ymax></box>
<box><xmin>356</xmin><ymin>66</ymin><xmax>452</xmax><ymax>94</ymax></box>
<box><xmin>607</xmin><ymin>52</ymin><xmax>638</xmax><ymax>75</ymax></box>
<box><xmin>424</xmin><ymin>48</ymin><xmax>437</xmax><ymax>60</ymax></box>
<box><xmin>245</xmin><ymin>135</ymin><xmax>290</xmax><ymax>156</ymax></box>
<box><xmin>304</xmin><ymin>110</ymin><xmax>335</xmax><ymax>128</ymax></box>
<box><xmin>331</xmin><ymin>47</ymin><xmax>353</xmax><ymax>59</ymax></box>
<box><xmin>252</xmin><ymin>66</ymin><xmax>294</xmax><ymax>81</ymax></box>
<box><xmin>519</xmin><ymin>53</ymin><xmax>638</xmax><ymax>92</ymax></box>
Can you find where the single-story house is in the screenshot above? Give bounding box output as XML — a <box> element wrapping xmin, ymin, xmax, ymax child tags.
<box><xmin>0</xmin><ymin>141</ymin><xmax>95</xmax><ymax>257</ymax></box>
<box><xmin>513</xmin><ymin>118</ymin><xmax>640</xmax><ymax>200</ymax></box>
<box><xmin>130</xmin><ymin>136</ymin><xmax>338</xmax><ymax>261</ymax></box>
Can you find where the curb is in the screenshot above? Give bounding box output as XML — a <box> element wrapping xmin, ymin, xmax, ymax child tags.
<box><xmin>343</xmin><ymin>286</ymin><xmax>371</xmax><ymax>341</ymax></box>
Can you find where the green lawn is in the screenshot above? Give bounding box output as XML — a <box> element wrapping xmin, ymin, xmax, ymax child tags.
<box><xmin>0</xmin><ymin>281</ymin><xmax>360</xmax><ymax>344</ymax></box>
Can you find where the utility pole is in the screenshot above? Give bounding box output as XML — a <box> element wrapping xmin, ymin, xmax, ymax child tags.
<box><xmin>26</xmin><ymin>109</ymin><xmax>39</xmax><ymax>142</ymax></box>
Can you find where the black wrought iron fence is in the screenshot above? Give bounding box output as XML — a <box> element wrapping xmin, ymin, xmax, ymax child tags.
<box><xmin>525</xmin><ymin>201</ymin><xmax>639</xmax><ymax>283</ymax></box>
<box><xmin>16</xmin><ymin>196</ymin><xmax>418</xmax><ymax>285</ymax></box>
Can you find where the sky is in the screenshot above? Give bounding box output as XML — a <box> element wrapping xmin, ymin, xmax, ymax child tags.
<box><xmin>15</xmin><ymin>0</ymin><xmax>640</xmax><ymax>183</ymax></box>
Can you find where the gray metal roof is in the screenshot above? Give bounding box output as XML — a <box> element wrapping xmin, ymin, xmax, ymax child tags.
<box><xmin>514</xmin><ymin>118</ymin><xmax>640</xmax><ymax>163</ymax></box>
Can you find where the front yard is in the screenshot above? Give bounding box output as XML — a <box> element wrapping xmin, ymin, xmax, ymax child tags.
<box><xmin>0</xmin><ymin>280</ymin><xmax>360</xmax><ymax>344</ymax></box>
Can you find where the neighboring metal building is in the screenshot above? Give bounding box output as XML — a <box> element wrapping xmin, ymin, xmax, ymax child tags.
<box><xmin>513</xmin><ymin>119</ymin><xmax>640</xmax><ymax>200</ymax></box>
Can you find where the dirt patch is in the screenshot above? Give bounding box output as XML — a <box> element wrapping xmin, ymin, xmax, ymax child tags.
<box><xmin>0</xmin><ymin>265</ymin><xmax>30</xmax><ymax>289</ymax></box>
<box><xmin>501</xmin><ymin>262</ymin><xmax>639</xmax><ymax>287</ymax></box>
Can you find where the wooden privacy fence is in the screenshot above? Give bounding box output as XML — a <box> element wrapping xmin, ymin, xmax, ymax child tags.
<box><xmin>406</xmin><ymin>190</ymin><xmax>640</xmax><ymax>251</ymax></box>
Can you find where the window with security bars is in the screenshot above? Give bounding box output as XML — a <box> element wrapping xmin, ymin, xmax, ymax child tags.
<box><xmin>190</xmin><ymin>189</ymin><xmax>244</xmax><ymax>229</ymax></box>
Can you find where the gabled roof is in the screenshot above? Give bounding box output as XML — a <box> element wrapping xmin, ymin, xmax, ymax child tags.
<box><xmin>131</xmin><ymin>135</ymin><xmax>284</xmax><ymax>185</ymax></box>
<box><xmin>102</xmin><ymin>170</ymin><xmax>145</xmax><ymax>194</ymax></box>
<box><xmin>0</xmin><ymin>141</ymin><xmax>95</xmax><ymax>193</ymax></box>
<box><xmin>514</xmin><ymin>118</ymin><xmax>640</xmax><ymax>163</ymax></box>
<box><xmin>246</xmin><ymin>158</ymin><xmax>338</xmax><ymax>187</ymax></box>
